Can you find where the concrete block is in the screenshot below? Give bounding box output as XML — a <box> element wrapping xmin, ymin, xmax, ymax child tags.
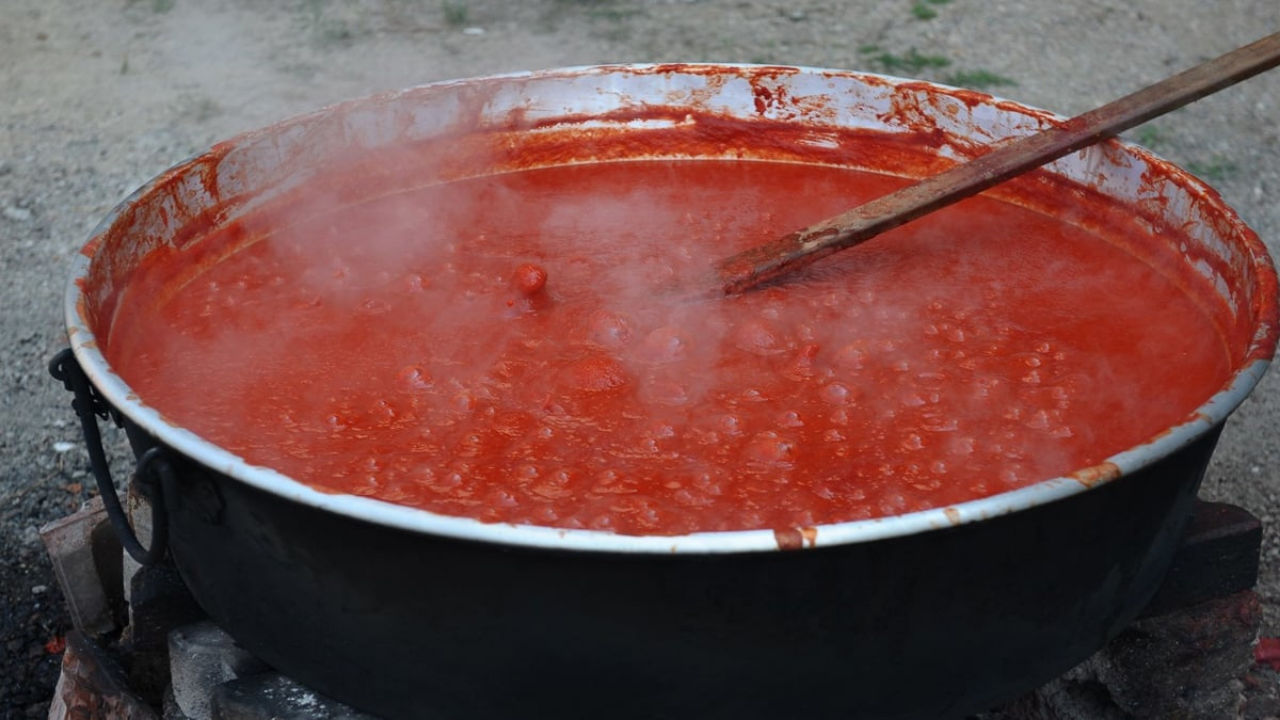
<box><xmin>168</xmin><ymin>621</ymin><xmax>268</xmax><ymax>720</ymax></box>
<box><xmin>40</xmin><ymin>496</ymin><xmax>124</xmax><ymax>636</ymax></box>
<box><xmin>211</xmin><ymin>672</ymin><xmax>379</xmax><ymax>720</ymax></box>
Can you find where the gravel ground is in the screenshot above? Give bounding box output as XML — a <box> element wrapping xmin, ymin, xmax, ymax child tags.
<box><xmin>2</xmin><ymin>1</ymin><xmax>1277</xmax><ymax>716</ymax></box>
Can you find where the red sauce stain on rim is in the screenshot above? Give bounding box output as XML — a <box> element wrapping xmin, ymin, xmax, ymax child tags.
<box><xmin>79</xmin><ymin>237</ymin><xmax>102</xmax><ymax>259</ymax></box>
<box><xmin>773</xmin><ymin>526</ymin><xmax>818</xmax><ymax>550</ymax></box>
<box><xmin>1069</xmin><ymin>462</ymin><xmax>1123</xmax><ymax>490</ymax></box>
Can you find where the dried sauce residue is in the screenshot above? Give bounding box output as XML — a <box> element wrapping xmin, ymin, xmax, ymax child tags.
<box><xmin>1069</xmin><ymin>462</ymin><xmax>1122</xmax><ymax>489</ymax></box>
<box><xmin>774</xmin><ymin>527</ymin><xmax>818</xmax><ymax>550</ymax></box>
<box><xmin>879</xmin><ymin>83</ymin><xmax>947</xmax><ymax>149</ymax></box>
<box><xmin>753</xmin><ymin>82</ymin><xmax>777</xmax><ymax>116</ymax></box>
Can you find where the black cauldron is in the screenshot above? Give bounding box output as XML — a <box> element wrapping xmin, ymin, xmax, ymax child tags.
<box><xmin>54</xmin><ymin>65</ymin><xmax>1277</xmax><ymax>719</ymax></box>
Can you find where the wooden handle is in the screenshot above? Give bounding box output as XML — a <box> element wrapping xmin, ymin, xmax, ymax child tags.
<box><xmin>717</xmin><ymin>31</ymin><xmax>1280</xmax><ymax>295</ymax></box>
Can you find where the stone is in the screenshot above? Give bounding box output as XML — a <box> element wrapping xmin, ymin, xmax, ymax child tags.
<box><xmin>1241</xmin><ymin>667</ymin><xmax>1280</xmax><ymax>718</ymax></box>
<box><xmin>47</xmin><ymin>630</ymin><xmax>159</xmax><ymax>720</ymax></box>
<box><xmin>982</xmin><ymin>590</ymin><xmax>1262</xmax><ymax>720</ymax></box>
<box><xmin>168</xmin><ymin>621</ymin><xmax>269</xmax><ymax>720</ymax></box>
<box><xmin>3</xmin><ymin>205</ymin><xmax>32</xmax><ymax>221</ymax></box>
<box><xmin>210</xmin><ymin>672</ymin><xmax>379</xmax><ymax>720</ymax></box>
<box><xmin>1094</xmin><ymin>589</ymin><xmax>1260</xmax><ymax>717</ymax></box>
<box><xmin>39</xmin><ymin>496</ymin><xmax>124</xmax><ymax>636</ymax></box>
<box><xmin>1139</xmin><ymin>501</ymin><xmax>1262</xmax><ymax>618</ymax></box>
<box><xmin>164</xmin><ymin>684</ymin><xmax>194</xmax><ymax>720</ymax></box>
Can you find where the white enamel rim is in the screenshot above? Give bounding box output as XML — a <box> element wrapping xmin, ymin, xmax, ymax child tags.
<box><xmin>64</xmin><ymin>64</ymin><xmax>1276</xmax><ymax>554</ymax></box>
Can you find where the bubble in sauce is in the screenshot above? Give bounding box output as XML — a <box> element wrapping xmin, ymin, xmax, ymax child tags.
<box><xmin>820</xmin><ymin>382</ymin><xmax>855</xmax><ymax>405</ymax></box>
<box><xmin>396</xmin><ymin>365</ymin><xmax>433</xmax><ymax>391</ymax></box>
<box><xmin>403</xmin><ymin>273</ymin><xmax>428</xmax><ymax>292</ymax></box>
<box><xmin>350</xmin><ymin>474</ymin><xmax>383</xmax><ymax>497</ymax></box>
<box><xmin>879</xmin><ymin>492</ymin><xmax>908</xmax><ymax>516</ymax></box>
<box><xmin>563</xmin><ymin>354</ymin><xmax>628</xmax><ymax>393</ymax></box>
<box><xmin>733</xmin><ymin>318</ymin><xmax>784</xmax><ymax>355</ymax></box>
<box><xmin>642</xmin><ymin>378</ymin><xmax>689</xmax><ymax>406</ymax></box>
<box><xmin>782</xmin><ymin>343</ymin><xmax>820</xmax><ymax>380</ymax></box>
<box><xmin>640</xmin><ymin>326</ymin><xmax>689</xmax><ymax>363</ymax></box>
<box><xmin>900</xmin><ymin>433</ymin><xmax>925</xmax><ymax>452</ymax></box>
<box><xmin>429</xmin><ymin>471</ymin><xmax>464</xmax><ymax>494</ymax></box>
<box><xmin>586</xmin><ymin>309</ymin><xmax>633</xmax><ymax>347</ymax></box>
<box><xmin>672</xmin><ymin>487</ymin><xmax>713</xmax><ymax>507</ymax></box>
<box><xmin>1026</xmin><ymin>409</ymin><xmax>1051</xmax><ymax>430</ymax></box>
<box><xmin>526</xmin><ymin>504</ymin><xmax>560</xmax><ymax>523</ymax></box>
<box><xmin>775</xmin><ymin>410</ymin><xmax>805</xmax><ymax>428</ymax></box>
<box><xmin>744</xmin><ymin>431</ymin><xmax>796</xmax><ymax>465</ymax></box>
<box><xmin>364</xmin><ymin>396</ymin><xmax>396</xmax><ymax>420</ymax></box>
<box><xmin>834</xmin><ymin>343</ymin><xmax>867</xmax><ymax>370</ymax></box>
<box><xmin>486</xmin><ymin>488</ymin><xmax>520</xmax><ymax>508</ymax></box>
<box><xmin>592</xmin><ymin>469</ymin><xmax>637</xmax><ymax>495</ymax></box>
<box><xmin>717</xmin><ymin>414</ymin><xmax>745</xmax><ymax>436</ymax></box>
<box><xmin>531</xmin><ymin>468</ymin><xmax>576</xmax><ymax>499</ymax></box>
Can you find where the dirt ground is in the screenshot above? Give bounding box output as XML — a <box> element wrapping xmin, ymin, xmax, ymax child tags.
<box><xmin>2</xmin><ymin>0</ymin><xmax>1278</xmax><ymax>716</ymax></box>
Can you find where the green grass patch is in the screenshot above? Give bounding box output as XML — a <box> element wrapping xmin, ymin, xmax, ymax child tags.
<box><xmin>303</xmin><ymin>0</ymin><xmax>354</xmax><ymax>45</ymax></box>
<box><xmin>912</xmin><ymin>3</ymin><xmax>937</xmax><ymax>19</ymax></box>
<box><xmin>588</xmin><ymin>6</ymin><xmax>644</xmax><ymax>21</ymax></box>
<box><xmin>1133</xmin><ymin>125</ymin><xmax>1164</xmax><ymax>148</ymax></box>
<box><xmin>862</xmin><ymin>47</ymin><xmax>951</xmax><ymax>74</ymax></box>
<box><xmin>943</xmin><ymin>69</ymin><xmax>1017</xmax><ymax>89</ymax></box>
<box><xmin>912</xmin><ymin>0</ymin><xmax>950</xmax><ymax>19</ymax></box>
<box><xmin>1187</xmin><ymin>157</ymin><xmax>1239</xmax><ymax>182</ymax></box>
<box><xmin>442</xmin><ymin>0</ymin><xmax>469</xmax><ymax>27</ymax></box>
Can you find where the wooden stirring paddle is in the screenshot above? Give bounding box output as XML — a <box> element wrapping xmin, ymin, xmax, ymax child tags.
<box><xmin>716</xmin><ymin>32</ymin><xmax>1280</xmax><ymax>296</ymax></box>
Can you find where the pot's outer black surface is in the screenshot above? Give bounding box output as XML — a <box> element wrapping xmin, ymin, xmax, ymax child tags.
<box><xmin>140</xmin><ymin>422</ymin><xmax>1217</xmax><ymax>720</ymax></box>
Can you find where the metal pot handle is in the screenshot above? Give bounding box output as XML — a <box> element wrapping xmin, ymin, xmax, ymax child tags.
<box><xmin>49</xmin><ymin>348</ymin><xmax>171</xmax><ymax>566</ymax></box>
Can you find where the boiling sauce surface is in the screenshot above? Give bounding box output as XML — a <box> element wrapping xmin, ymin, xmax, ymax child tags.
<box><xmin>109</xmin><ymin>161</ymin><xmax>1231</xmax><ymax>535</ymax></box>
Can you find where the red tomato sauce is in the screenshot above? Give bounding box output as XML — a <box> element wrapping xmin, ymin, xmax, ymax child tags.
<box><xmin>106</xmin><ymin>160</ymin><xmax>1232</xmax><ymax>535</ymax></box>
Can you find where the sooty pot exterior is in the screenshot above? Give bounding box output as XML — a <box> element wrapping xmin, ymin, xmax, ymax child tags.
<box><xmin>142</xmin><ymin>423</ymin><xmax>1216</xmax><ymax>720</ymax></box>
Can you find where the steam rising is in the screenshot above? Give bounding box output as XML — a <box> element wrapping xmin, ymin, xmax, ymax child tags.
<box><xmin>106</xmin><ymin>157</ymin><xmax>1233</xmax><ymax>535</ymax></box>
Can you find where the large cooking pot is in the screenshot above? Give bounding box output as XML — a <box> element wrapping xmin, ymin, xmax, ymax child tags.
<box><xmin>55</xmin><ymin>65</ymin><xmax>1277</xmax><ymax>719</ymax></box>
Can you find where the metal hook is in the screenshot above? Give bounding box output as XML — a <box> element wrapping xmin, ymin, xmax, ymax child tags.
<box><xmin>49</xmin><ymin>348</ymin><xmax>170</xmax><ymax>566</ymax></box>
